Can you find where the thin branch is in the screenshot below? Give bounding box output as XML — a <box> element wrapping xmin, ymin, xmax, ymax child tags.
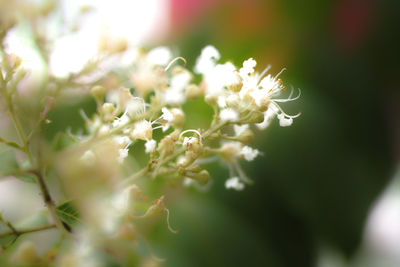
<box><xmin>0</xmin><ymin>224</ymin><xmax>56</xmax><ymax>239</ymax></box>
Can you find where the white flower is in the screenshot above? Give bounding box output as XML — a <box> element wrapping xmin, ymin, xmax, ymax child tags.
<box><xmin>80</xmin><ymin>150</ymin><xmax>96</xmax><ymax>166</ymax></box>
<box><xmin>160</xmin><ymin>107</ymin><xmax>185</xmax><ymax>131</ymax></box>
<box><xmin>146</xmin><ymin>46</ymin><xmax>172</xmax><ymax>66</ymax></box>
<box><xmin>256</xmin><ymin>105</ymin><xmax>278</xmax><ymax>130</ymax></box>
<box><xmin>259</xmin><ymin>74</ymin><xmax>282</xmax><ymax>96</ymax></box>
<box><xmin>163</xmin><ymin>72</ymin><xmax>191</xmax><ymax>105</ymax></box>
<box><xmin>161</xmin><ymin>107</ymin><xmax>173</xmax><ymax>121</ymax></box>
<box><xmin>225</xmin><ymin>176</ymin><xmax>245</xmax><ymax>191</ymax></box>
<box><xmin>217</xmin><ymin>95</ymin><xmax>227</xmax><ymax>108</ymax></box>
<box><xmin>125</xmin><ymin>97</ymin><xmax>146</xmax><ymax>118</ymax></box>
<box><xmin>239</xmin><ymin>58</ymin><xmax>256</xmax><ymax>79</ymax></box>
<box><xmin>240</xmin><ymin>146</ymin><xmax>260</xmax><ymax>161</ymax></box>
<box><xmin>131</xmin><ymin>120</ymin><xmax>152</xmax><ymax>141</ymax></box>
<box><xmin>117</xmin><ymin>148</ymin><xmax>129</xmax><ymax>164</ymax></box>
<box><xmin>112</xmin><ymin>112</ymin><xmax>130</xmax><ymax>128</ymax></box>
<box><xmin>113</xmin><ymin>135</ymin><xmax>132</xmax><ymax>147</ymax></box>
<box><xmin>145</xmin><ymin>139</ymin><xmax>157</xmax><ymax>153</ymax></box>
<box><xmin>194</xmin><ymin>45</ymin><xmax>220</xmax><ymax>75</ymax></box>
<box><xmin>220</xmin><ymin>108</ymin><xmax>239</xmax><ymax>122</ymax></box>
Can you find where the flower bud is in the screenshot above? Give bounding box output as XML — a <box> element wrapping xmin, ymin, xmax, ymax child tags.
<box><xmin>183</xmin><ymin>137</ymin><xmax>203</xmax><ymax>160</ymax></box>
<box><xmin>244</xmin><ymin>111</ymin><xmax>265</xmax><ymax>124</ymax></box>
<box><xmin>191</xmin><ymin>169</ymin><xmax>210</xmax><ymax>185</ymax></box>
<box><xmin>170</xmin><ymin>108</ymin><xmax>185</xmax><ymax>129</ymax></box>
<box><xmin>185</xmin><ymin>84</ymin><xmax>203</xmax><ymax>99</ymax></box>
<box><xmin>91</xmin><ymin>85</ymin><xmax>106</xmax><ymax>102</ymax></box>
<box><xmin>102</xmin><ymin>103</ymin><xmax>115</xmax><ymax>122</ymax></box>
<box><xmin>227</xmin><ymin>72</ymin><xmax>242</xmax><ymax>92</ymax></box>
<box><xmin>157</xmin><ymin>130</ymin><xmax>179</xmax><ymax>158</ymax></box>
<box><xmin>6</xmin><ymin>53</ymin><xmax>21</xmax><ymax>69</ymax></box>
<box><xmin>219</xmin><ymin>142</ymin><xmax>241</xmax><ymax>163</ymax></box>
<box><xmin>206</xmin><ymin>94</ymin><xmax>219</xmax><ymax>106</ymax></box>
<box><xmin>256</xmin><ymin>96</ymin><xmax>270</xmax><ymax>112</ymax></box>
<box><xmin>131</xmin><ymin>120</ymin><xmax>152</xmax><ymax>141</ymax></box>
<box><xmin>238</xmin><ymin>129</ymin><xmax>254</xmax><ymax>144</ymax></box>
<box><xmin>11</xmin><ymin>241</ymin><xmax>41</xmax><ymax>265</ymax></box>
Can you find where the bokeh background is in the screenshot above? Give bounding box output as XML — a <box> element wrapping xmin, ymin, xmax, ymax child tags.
<box><xmin>153</xmin><ymin>0</ymin><xmax>400</xmax><ymax>266</ymax></box>
<box><xmin>1</xmin><ymin>0</ymin><xmax>399</xmax><ymax>266</ymax></box>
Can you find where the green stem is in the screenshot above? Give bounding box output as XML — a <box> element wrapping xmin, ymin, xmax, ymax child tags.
<box><xmin>8</xmin><ymin>99</ymin><xmax>67</xmax><ymax>236</ymax></box>
<box><xmin>0</xmin><ymin>224</ymin><xmax>56</xmax><ymax>239</ymax></box>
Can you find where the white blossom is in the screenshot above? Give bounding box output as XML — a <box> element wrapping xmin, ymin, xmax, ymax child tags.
<box><xmin>146</xmin><ymin>46</ymin><xmax>172</xmax><ymax>66</ymax></box>
<box><xmin>131</xmin><ymin>120</ymin><xmax>152</xmax><ymax>141</ymax></box>
<box><xmin>113</xmin><ymin>135</ymin><xmax>132</xmax><ymax>147</ymax></box>
<box><xmin>126</xmin><ymin>97</ymin><xmax>146</xmax><ymax>117</ymax></box>
<box><xmin>240</xmin><ymin>146</ymin><xmax>260</xmax><ymax>161</ymax></box>
<box><xmin>145</xmin><ymin>139</ymin><xmax>157</xmax><ymax>153</ymax></box>
<box><xmin>112</xmin><ymin>112</ymin><xmax>130</xmax><ymax>128</ymax></box>
<box><xmin>161</xmin><ymin>107</ymin><xmax>173</xmax><ymax>122</ymax></box>
<box><xmin>239</xmin><ymin>58</ymin><xmax>256</xmax><ymax>79</ymax></box>
<box><xmin>256</xmin><ymin>105</ymin><xmax>278</xmax><ymax>130</ymax></box>
<box><xmin>225</xmin><ymin>176</ymin><xmax>245</xmax><ymax>191</ymax></box>
<box><xmin>194</xmin><ymin>45</ymin><xmax>220</xmax><ymax>75</ymax></box>
<box><xmin>117</xmin><ymin>148</ymin><xmax>129</xmax><ymax>164</ymax></box>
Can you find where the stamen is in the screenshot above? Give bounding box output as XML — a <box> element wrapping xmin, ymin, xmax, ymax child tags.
<box><xmin>164</xmin><ymin>208</ymin><xmax>178</xmax><ymax>234</ymax></box>
<box><xmin>165</xmin><ymin>57</ymin><xmax>187</xmax><ymax>71</ymax></box>
<box><xmin>271</xmin><ymin>101</ymin><xmax>301</xmax><ymax>118</ymax></box>
<box><xmin>233</xmin><ymin>161</ymin><xmax>253</xmax><ymax>184</ymax></box>
<box><xmin>274</xmin><ymin>68</ymin><xmax>286</xmax><ymax>79</ymax></box>
<box><xmin>273</xmin><ymin>88</ymin><xmax>301</xmax><ymax>103</ymax></box>
<box><xmin>179</xmin><ymin>129</ymin><xmax>203</xmax><ymax>144</ymax></box>
<box><xmin>257</xmin><ymin>65</ymin><xmax>272</xmax><ymax>83</ymax></box>
<box><xmin>79</xmin><ymin>109</ymin><xmax>89</xmax><ymax>121</ymax></box>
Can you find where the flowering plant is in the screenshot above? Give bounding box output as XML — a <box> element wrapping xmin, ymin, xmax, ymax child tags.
<box><xmin>0</xmin><ymin>3</ymin><xmax>300</xmax><ymax>266</ymax></box>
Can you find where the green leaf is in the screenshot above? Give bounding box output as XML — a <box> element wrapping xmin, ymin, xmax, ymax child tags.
<box><xmin>55</xmin><ymin>201</ymin><xmax>80</xmax><ymax>227</ymax></box>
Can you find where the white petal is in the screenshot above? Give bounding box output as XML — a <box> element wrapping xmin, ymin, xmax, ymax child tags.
<box><xmin>146</xmin><ymin>46</ymin><xmax>172</xmax><ymax>66</ymax></box>
<box><xmin>145</xmin><ymin>139</ymin><xmax>157</xmax><ymax>153</ymax></box>
<box><xmin>220</xmin><ymin>108</ymin><xmax>239</xmax><ymax>122</ymax></box>
<box><xmin>240</xmin><ymin>146</ymin><xmax>260</xmax><ymax>161</ymax></box>
<box><xmin>278</xmin><ymin>114</ymin><xmax>293</xmax><ymax>127</ymax></box>
<box><xmin>225</xmin><ymin>176</ymin><xmax>245</xmax><ymax>191</ymax></box>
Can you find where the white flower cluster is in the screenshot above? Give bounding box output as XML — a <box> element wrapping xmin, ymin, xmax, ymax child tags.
<box><xmin>195</xmin><ymin>45</ymin><xmax>301</xmax><ymax>129</ymax></box>
<box><xmin>82</xmin><ymin>45</ymin><xmax>300</xmax><ymax>193</ymax></box>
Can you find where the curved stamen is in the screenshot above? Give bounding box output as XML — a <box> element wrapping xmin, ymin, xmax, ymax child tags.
<box><xmin>165</xmin><ymin>57</ymin><xmax>187</xmax><ymax>71</ymax></box>
<box><xmin>271</xmin><ymin>101</ymin><xmax>301</xmax><ymax>119</ymax></box>
<box><xmin>274</xmin><ymin>68</ymin><xmax>286</xmax><ymax>79</ymax></box>
<box><xmin>273</xmin><ymin>88</ymin><xmax>301</xmax><ymax>103</ymax></box>
<box><xmin>179</xmin><ymin>129</ymin><xmax>203</xmax><ymax>144</ymax></box>
<box><xmin>257</xmin><ymin>65</ymin><xmax>272</xmax><ymax>84</ymax></box>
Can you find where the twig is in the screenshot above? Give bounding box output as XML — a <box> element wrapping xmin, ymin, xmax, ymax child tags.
<box><xmin>0</xmin><ymin>224</ymin><xmax>56</xmax><ymax>239</ymax></box>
